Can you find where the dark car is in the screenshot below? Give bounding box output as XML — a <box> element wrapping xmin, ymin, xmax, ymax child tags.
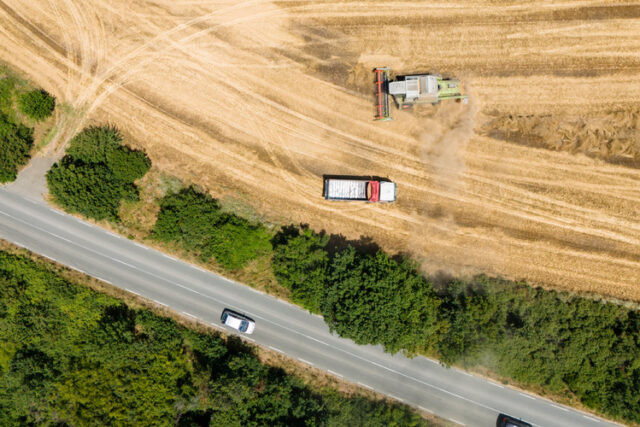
<box><xmin>496</xmin><ymin>413</ymin><xmax>532</xmax><ymax>427</ymax></box>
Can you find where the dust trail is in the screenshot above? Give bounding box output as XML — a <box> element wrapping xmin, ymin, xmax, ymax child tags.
<box><xmin>410</xmin><ymin>86</ymin><xmax>489</xmax><ymax>280</ymax></box>
<box><xmin>420</xmin><ymin>85</ymin><xmax>479</xmax><ymax>191</ymax></box>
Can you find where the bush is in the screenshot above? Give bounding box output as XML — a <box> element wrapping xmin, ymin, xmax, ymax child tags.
<box><xmin>271</xmin><ymin>226</ymin><xmax>640</xmax><ymax>422</ymax></box>
<box><xmin>18</xmin><ymin>89</ymin><xmax>55</xmax><ymax>121</ymax></box>
<box><xmin>153</xmin><ymin>187</ymin><xmax>272</xmax><ymax>269</ymax></box>
<box><xmin>0</xmin><ymin>250</ymin><xmax>429</xmax><ymax>426</ymax></box>
<box><xmin>47</xmin><ymin>126</ymin><xmax>150</xmax><ymax>221</ymax></box>
<box><xmin>47</xmin><ymin>160</ymin><xmax>137</xmax><ymax>221</ymax></box>
<box><xmin>0</xmin><ymin>113</ymin><xmax>33</xmax><ymax>182</ymax></box>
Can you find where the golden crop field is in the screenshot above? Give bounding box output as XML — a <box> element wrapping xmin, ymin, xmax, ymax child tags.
<box><xmin>2</xmin><ymin>0</ymin><xmax>640</xmax><ymax>299</ymax></box>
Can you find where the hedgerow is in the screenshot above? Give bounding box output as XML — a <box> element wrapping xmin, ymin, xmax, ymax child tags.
<box><xmin>271</xmin><ymin>226</ymin><xmax>640</xmax><ymax>423</ymax></box>
<box><xmin>152</xmin><ymin>187</ymin><xmax>272</xmax><ymax>269</ymax></box>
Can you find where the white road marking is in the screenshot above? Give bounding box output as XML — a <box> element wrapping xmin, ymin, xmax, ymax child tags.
<box><xmin>489</xmin><ymin>382</ymin><xmax>504</xmax><ymax>388</ymax></box>
<box><xmin>182</xmin><ymin>312</ymin><xmax>197</xmax><ymax>319</ymax></box>
<box><xmin>388</xmin><ymin>394</ymin><xmax>404</xmax><ymax>402</ymax></box>
<box><xmin>552</xmin><ymin>404</ymin><xmax>569</xmax><ymax>412</ymax></box>
<box><xmin>449</xmin><ymin>418</ymin><xmax>465</xmax><ymax>426</ymax></box>
<box><xmin>133</xmin><ymin>242</ymin><xmax>148</xmax><ymax>250</ymax></box>
<box><xmin>269</xmin><ymin>346</ymin><xmax>283</xmax><ymax>354</ymax></box>
<box><xmin>125</xmin><ymin>288</ymin><xmax>140</xmax><ymax>296</ymax></box>
<box><xmin>327</xmin><ymin>370</ymin><xmax>343</xmax><ymax>378</ymax></box>
<box><xmin>583</xmin><ymin>415</ymin><xmax>600</xmax><ymax>423</ymax></box>
<box><xmin>357</xmin><ymin>382</ymin><xmax>374</xmax><ymax>390</ymax></box>
<box><xmin>457</xmin><ymin>370</ymin><xmax>473</xmax><ymax>377</ymax></box>
<box><xmin>519</xmin><ymin>392</ymin><xmax>535</xmax><ymax>400</ymax></box>
<box><xmin>298</xmin><ymin>358</ymin><xmax>313</xmax><ymax>366</ymax></box>
<box><xmin>154</xmin><ymin>301</ymin><xmax>168</xmax><ymax>307</ymax></box>
<box><xmin>419</xmin><ymin>406</ymin><xmax>433</xmax><ymax>414</ymax></box>
<box><xmin>243</xmin><ymin>337</ymin><xmax>255</xmax><ymax>343</ymax></box>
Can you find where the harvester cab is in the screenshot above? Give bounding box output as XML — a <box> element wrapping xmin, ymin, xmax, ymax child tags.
<box><xmin>373</xmin><ymin>67</ymin><xmax>468</xmax><ymax>121</ymax></box>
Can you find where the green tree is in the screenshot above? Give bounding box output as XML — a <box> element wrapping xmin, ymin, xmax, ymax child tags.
<box><xmin>324</xmin><ymin>248</ymin><xmax>441</xmax><ymax>354</ymax></box>
<box><xmin>47</xmin><ymin>125</ymin><xmax>150</xmax><ymax>221</ymax></box>
<box><xmin>47</xmin><ymin>159</ymin><xmax>137</xmax><ymax>220</ymax></box>
<box><xmin>272</xmin><ymin>227</ymin><xmax>329</xmax><ymax>313</ymax></box>
<box><xmin>0</xmin><ymin>113</ymin><xmax>33</xmax><ymax>182</ymax></box>
<box><xmin>18</xmin><ymin>89</ymin><xmax>55</xmax><ymax>121</ymax></box>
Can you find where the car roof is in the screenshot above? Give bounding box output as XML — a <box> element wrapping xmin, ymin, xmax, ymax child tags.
<box><xmin>224</xmin><ymin>313</ymin><xmax>244</xmax><ymax>328</ymax></box>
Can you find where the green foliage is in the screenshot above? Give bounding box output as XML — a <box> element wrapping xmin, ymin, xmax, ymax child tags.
<box><xmin>272</xmin><ymin>227</ymin><xmax>329</xmax><ymax>313</ymax></box>
<box><xmin>66</xmin><ymin>126</ymin><xmax>122</xmax><ymax>164</ymax></box>
<box><xmin>324</xmin><ymin>249</ymin><xmax>441</xmax><ymax>355</ymax></box>
<box><xmin>0</xmin><ymin>77</ymin><xmax>16</xmax><ymax>112</ymax></box>
<box><xmin>0</xmin><ymin>250</ymin><xmax>429</xmax><ymax>427</ymax></box>
<box><xmin>106</xmin><ymin>146</ymin><xmax>151</xmax><ymax>182</ymax></box>
<box><xmin>0</xmin><ymin>112</ymin><xmax>33</xmax><ymax>182</ymax></box>
<box><xmin>47</xmin><ymin>159</ymin><xmax>138</xmax><ymax>220</ymax></box>
<box><xmin>47</xmin><ymin>126</ymin><xmax>151</xmax><ymax>221</ymax></box>
<box><xmin>271</xmin><ymin>226</ymin><xmax>640</xmax><ymax>422</ymax></box>
<box><xmin>153</xmin><ymin>187</ymin><xmax>272</xmax><ymax>269</ymax></box>
<box><xmin>18</xmin><ymin>89</ymin><xmax>55</xmax><ymax>121</ymax></box>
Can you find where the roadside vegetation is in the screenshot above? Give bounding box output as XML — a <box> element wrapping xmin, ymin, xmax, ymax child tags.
<box><xmin>0</xmin><ymin>68</ymin><xmax>55</xmax><ymax>183</ymax></box>
<box><xmin>46</xmin><ymin>129</ymin><xmax>639</xmax><ymax>424</ymax></box>
<box><xmin>47</xmin><ymin>126</ymin><xmax>151</xmax><ymax>221</ymax></box>
<box><xmin>272</xmin><ymin>226</ymin><xmax>640</xmax><ymax>423</ymax></box>
<box><xmin>0</xmin><ymin>248</ymin><xmax>431</xmax><ymax>426</ymax></box>
<box><xmin>152</xmin><ymin>187</ymin><xmax>272</xmax><ymax>270</ymax></box>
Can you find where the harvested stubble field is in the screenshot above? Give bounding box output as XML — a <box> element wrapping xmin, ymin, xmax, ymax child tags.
<box><xmin>1</xmin><ymin>0</ymin><xmax>640</xmax><ymax>299</ymax></box>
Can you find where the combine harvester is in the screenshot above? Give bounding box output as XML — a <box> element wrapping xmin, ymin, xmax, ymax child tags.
<box><xmin>374</xmin><ymin>67</ymin><xmax>468</xmax><ymax>121</ymax></box>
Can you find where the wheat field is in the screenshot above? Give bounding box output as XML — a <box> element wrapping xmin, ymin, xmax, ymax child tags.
<box><xmin>1</xmin><ymin>0</ymin><xmax>640</xmax><ymax>299</ymax></box>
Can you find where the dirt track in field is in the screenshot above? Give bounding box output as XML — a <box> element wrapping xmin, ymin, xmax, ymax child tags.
<box><xmin>2</xmin><ymin>0</ymin><xmax>640</xmax><ymax>299</ymax></box>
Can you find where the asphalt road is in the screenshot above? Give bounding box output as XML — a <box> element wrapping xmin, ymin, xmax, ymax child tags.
<box><xmin>0</xmin><ymin>187</ymin><xmax>619</xmax><ymax>427</ymax></box>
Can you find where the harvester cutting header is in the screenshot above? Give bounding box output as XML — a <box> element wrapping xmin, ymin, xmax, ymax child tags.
<box><xmin>374</xmin><ymin>67</ymin><xmax>468</xmax><ymax>121</ymax></box>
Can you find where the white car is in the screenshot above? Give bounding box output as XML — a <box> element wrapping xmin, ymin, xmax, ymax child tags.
<box><xmin>221</xmin><ymin>309</ymin><xmax>255</xmax><ymax>334</ymax></box>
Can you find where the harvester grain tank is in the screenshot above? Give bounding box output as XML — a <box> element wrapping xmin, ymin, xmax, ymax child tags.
<box><xmin>324</xmin><ymin>178</ymin><xmax>397</xmax><ymax>202</ymax></box>
<box><xmin>374</xmin><ymin>67</ymin><xmax>468</xmax><ymax>121</ymax></box>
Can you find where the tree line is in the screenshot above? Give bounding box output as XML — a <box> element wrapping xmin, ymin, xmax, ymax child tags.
<box><xmin>271</xmin><ymin>226</ymin><xmax>640</xmax><ymax>423</ymax></box>
<box><xmin>0</xmin><ymin>250</ymin><xmax>429</xmax><ymax>426</ymax></box>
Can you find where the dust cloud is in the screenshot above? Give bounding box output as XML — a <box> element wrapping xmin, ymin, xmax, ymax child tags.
<box><xmin>420</xmin><ymin>86</ymin><xmax>479</xmax><ymax>192</ymax></box>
